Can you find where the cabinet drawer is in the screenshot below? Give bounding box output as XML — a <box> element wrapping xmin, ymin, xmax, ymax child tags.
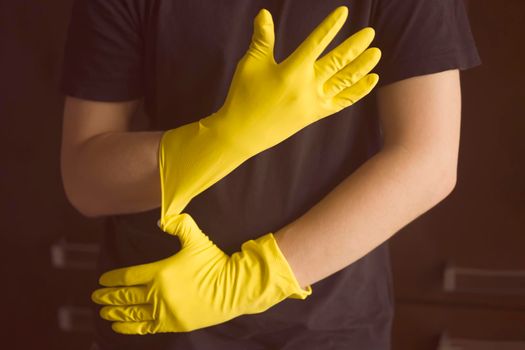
<box><xmin>392</xmin><ymin>301</ymin><xmax>525</xmax><ymax>350</ymax></box>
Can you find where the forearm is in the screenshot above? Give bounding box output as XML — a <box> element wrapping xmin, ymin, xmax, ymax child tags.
<box><xmin>61</xmin><ymin>131</ymin><xmax>163</xmax><ymax>217</ymax></box>
<box><xmin>274</xmin><ymin>145</ymin><xmax>456</xmax><ymax>289</ymax></box>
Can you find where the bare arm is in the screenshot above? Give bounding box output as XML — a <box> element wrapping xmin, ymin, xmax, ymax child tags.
<box><xmin>60</xmin><ymin>96</ymin><xmax>162</xmax><ymax>217</ymax></box>
<box><xmin>274</xmin><ymin>69</ymin><xmax>461</xmax><ymax>288</ymax></box>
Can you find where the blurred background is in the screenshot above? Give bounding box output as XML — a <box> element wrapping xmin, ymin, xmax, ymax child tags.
<box><xmin>0</xmin><ymin>0</ymin><xmax>523</xmax><ymax>349</ymax></box>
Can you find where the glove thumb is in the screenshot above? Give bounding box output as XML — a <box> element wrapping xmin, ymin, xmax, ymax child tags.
<box><xmin>160</xmin><ymin>213</ymin><xmax>210</xmax><ymax>249</ymax></box>
<box><xmin>248</xmin><ymin>8</ymin><xmax>275</xmax><ymax>58</ymax></box>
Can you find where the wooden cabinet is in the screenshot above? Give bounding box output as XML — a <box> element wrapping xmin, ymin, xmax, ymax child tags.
<box><xmin>393</xmin><ymin>302</ymin><xmax>525</xmax><ymax>350</ymax></box>
<box><xmin>389</xmin><ymin>1</ymin><xmax>525</xmax><ymax>349</ymax></box>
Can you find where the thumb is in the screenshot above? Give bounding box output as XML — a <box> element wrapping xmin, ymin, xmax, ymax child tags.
<box><xmin>160</xmin><ymin>213</ymin><xmax>209</xmax><ymax>249</ymax></box>
<box><xmin>247</xmin><ymin>8</ymin><xmax>275</xmax><ymax>58</ymax></box>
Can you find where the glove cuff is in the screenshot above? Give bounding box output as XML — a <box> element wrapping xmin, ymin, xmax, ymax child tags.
<box><xmin>158</xmin><ymin>117</ymin><xmax>253</xmax><ymax>220</ymax></box>
<box><xmin>253</xmin><ymin>233</ymin><xmax>313</xmax><ymax>300</ymax></box>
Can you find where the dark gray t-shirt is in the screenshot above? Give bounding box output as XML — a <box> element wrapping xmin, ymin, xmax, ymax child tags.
<box><xmin>59</xmin><ymin>0</ymin><xmax>481</xmax><ymax>349</ymax></box>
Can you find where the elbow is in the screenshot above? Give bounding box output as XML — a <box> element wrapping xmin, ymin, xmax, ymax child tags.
<box><xmin>433</xmin><ymin>165</ymin><xmax>458</xmax><ymax>203</ymax></box>
<box><xmin>60</xmin><ymin>157</ymin><xmax>105</xmax><ymax>219</ymax></box>
<box><xmin>61</xmin><ymin>177</ymin><xmax>104</xmax><ymax>218</ymax></box>
<box><xmin>63</xmin><ymin>187</ymin><xmax>104</xmax><ymax>219</ymax></box>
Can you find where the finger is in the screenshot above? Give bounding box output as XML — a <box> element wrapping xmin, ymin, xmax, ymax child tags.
<box><xmin>288</xmin><ymin>6</ymin><xmax>348</xmax><ymax>63</ymax></box>
<box><xmin>91</xmin><ymin>286</ymin><xmax>148</xmax><ymax>306</ymax></box>
<box><xmin>111</xmin><ymin>321</ymin><xmax>155</xmax><ymax>335</ymax></box>
<box><xmin>99</xmin><ymin>263</ymin><xmax>154</xmax><ymax>287</ymax></box>
<box><xmin>332</xmin><ymin>73</ymin><xmax>379</xmax><ymax>109</ymax></box>
<box><xmin>315</xmin><ymin>27</ymin><xmax>376</xmax><ymax>81</ymax></box>
<box><xmin>247</xmin><ymin>8</ymin><xmax>275</xmax><ymax>59</ymax></box>
<box><xmin>323</xmin><ymin>47</ymin><xmax>381</xmax><ymax>97</ymax></box>
<box><xmin>100</xmin><ymin>305</ymin><xmax>154</xmax><ymax>322</ymax></box>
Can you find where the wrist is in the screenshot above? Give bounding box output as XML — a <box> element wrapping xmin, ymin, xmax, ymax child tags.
<box><xmin>251</xmin><ymin>233</ymin><xmax>313</xmax><ymax>300</ymax></box>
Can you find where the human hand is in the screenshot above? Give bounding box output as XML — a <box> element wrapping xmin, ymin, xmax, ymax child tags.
<box><xmin>204</xmin><ymin>6</ymin><xmax>381</xmax><ymax>155</ymax></box>
<box><xmin>91</xmin><ymin>213</ymin><xmax>311</xmax><ymax>334</ymax></box>
<box><xmin>158</xmin><ymin>6</ymin><xmax>381</xmax><ymax>219</ymax></box>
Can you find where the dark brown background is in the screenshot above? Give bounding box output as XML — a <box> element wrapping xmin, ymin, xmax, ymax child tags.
<box><xmin>0</xmin><ymin>0</ymin><xmax>523</xmax><ymax>349</ymax></box>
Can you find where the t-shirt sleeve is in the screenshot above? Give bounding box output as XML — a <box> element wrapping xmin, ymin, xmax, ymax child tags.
<box><xmin>59</xmin><ymin>0</ymin><xmax>144</xmax><ymax>101</ymax></box>
<box><xmin>371</xmin><ymin>0</ymin><xmax>482</xmax><ymax>88</ymax></box>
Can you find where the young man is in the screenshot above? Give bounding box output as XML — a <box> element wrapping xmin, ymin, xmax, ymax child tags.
<box><xmin>59</xmin><ymin>0</ymin><xmax>481</xmax><ymax>349</ymax></box>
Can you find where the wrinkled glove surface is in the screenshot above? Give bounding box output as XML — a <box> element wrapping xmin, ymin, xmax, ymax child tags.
<box><xmin>92</xmin><ymin>213</ymin><xmax>312</xmax><ymax>334</ymax></box>
<box><xmin>159</xmin><ymin>6</ymin><xmax>381</xmax><ymax>220</ymax></box>
<box><xmin>92</xmin><ymin>5</ymin><xmax>381</xmax><ymax>335</ymax></box>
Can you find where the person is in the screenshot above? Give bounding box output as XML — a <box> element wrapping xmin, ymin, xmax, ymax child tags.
<box><xmin>59</xmin><ymin>0</ymin><xmax>481</xmax><ymax>349</ymax></box>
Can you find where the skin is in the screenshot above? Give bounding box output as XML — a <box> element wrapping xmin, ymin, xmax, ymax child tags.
<box><xmin>275</xmin><ymin>69</ymin><xmax>460</xmax><ymax>288</ymax></box>
<box><xmin>61</xmin><ymin>68</ymin><xmax>460</xmax><ymax>289</ymax></box>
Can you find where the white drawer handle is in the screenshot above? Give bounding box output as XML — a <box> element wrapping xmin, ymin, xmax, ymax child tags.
<box><xmin>57</xmin><ymin>306</ymin><xmax>93</xmax><ymax>333</ymax></box>
<box><xmin>438</xmin><ymin>332</ymin><xmax>525</xmax><ymax>350</ymax></box>
<box><xmin>443</xmin><ymin>262</ymin><xmax>525</xmax><ymax>295</ymax></box>
<box><xmin>50</xmin><ymin>238</ymin><xmax>99</xmax><ymax>270</ymax></box>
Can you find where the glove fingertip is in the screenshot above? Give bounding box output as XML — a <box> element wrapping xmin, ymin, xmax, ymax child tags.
<box><xmin>336</xmin><ymin>5</ymin><xmax>349</xmax><ymax>18</ymax></box>
<box><xmin>368</xmin><ymin>47</ymin><xmax>382</xmax><ymax>60</ymax></box>
<box><xmin>99</xmin><ymin>306</ymin><xmax>111</xmax><ymax>320</ymax></box>
<box><xmin>112</xmin><ymin>321</ymin><xmax>152</xmax><ymax>335</ymax></box>
<box><xmin>99</xmin><ymin>274</ymin><xmax>113</xmax><ymax>287</ymax></box>
<box><xmin>368</xmin><ymin>73</ymin><xmax>379</xmax><ymax>85</ymax></box>
<box><xmin>91</xmin><ymin>289</ymin><xmax>102</xmax><ymax>304</ymax></box>
<box><xmin>362</xmin><ymin>26</ymin><xmax>375</xmax><ymax>38</ymax></box>
<box><xmin>112</xmin><ymin>321</ymin><xmax>135</xmax><ymax>335</ymax></box>
<box><xmin>258</xmin><ymin>8</ymin><xmax>271</xmax><ymax>19</ymax></box>
<box><xmin>111</xmin><ymin>322</ymin><xmax>125</xmax><ymax>334</ymax></box>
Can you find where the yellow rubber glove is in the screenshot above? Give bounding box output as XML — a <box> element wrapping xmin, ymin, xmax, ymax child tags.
<box><xmin>158</xmin><ymin>6</ymin><xmax>381</xmax><ymax>223</ymax></box>
<box><xmin>92</xmin><ymin>5</ymin><xmax>381</xmax><ymax>335</ymax></box>
<box><xmin>92</xmin><ymin>213</ymin><xmax>312</xmax><ymax>334</ymax></box>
